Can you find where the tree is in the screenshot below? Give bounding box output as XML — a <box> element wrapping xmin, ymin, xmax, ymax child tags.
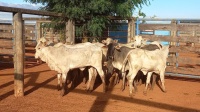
<box><xmin>25</xmin><ymin>0</ymin><xmax>151</xmax><ymax>42</ymax></box>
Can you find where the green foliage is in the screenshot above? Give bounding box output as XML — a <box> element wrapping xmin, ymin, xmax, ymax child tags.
<box><xmin>25</xmin><ymin>0</ymin><xmax>151</xmax><ymax>39</ymax></box>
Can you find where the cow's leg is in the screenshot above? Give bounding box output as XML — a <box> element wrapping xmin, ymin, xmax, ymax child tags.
<box><xmin>114</xmin><ymin>72</ymin><xmax>119</xmax><ymax>85</ymax></box>
<box><xmin>128</xmin><ymin>71</ymin><xmax>137</xmax><ymax>98</ymax></box>
<box><xmin>160</xmin><ymin>70</ymin><xmax>166</xmax><ymax>93</ymax></box>
<box><xmin>141</xmin><ymin>71</ymin><xmax>147</xmax><ymax>85</ymax></box>
<box><xmin>85</xmin><ymin>67</ymin><xmax>97</xmax><ymax>92</ymax></box>
<box><xmin>121</xmin><ymin>61</ymin><xmax>130</xmax><ymax>91</ymax></box>
<box><xmin>60</xmin><ymin>71</ymin><xmax>68</xmax><ymax>96</ymax></box>
<box><xmin>121</xmin><ymin>71</ymin><xmax>127</xmax><ymax>91</ymax></box>
<box><xmin>108</xmin><ymin>71</ymin><xmax>115</xmax><ymax>87</ymax></box>
<box><xmin>57</xmin><ymin>73</ymin><xmax>62</xmax><ymax>91</ymax></box>
<box><xmin>79</xmin><ymin>69</ymin><xmax>86</xmax><ymax>84</ymax></box>
<box><xmin>89</xmin><ymin>68</ymin><xmax>97</xmax><ymax>91</ymax></box>
<box><xmin>86</xmin><ymin>68</ymin><xmax>93</xmax><ymax>91</ymax></box>
<box><xmin>150</xmin><ymin>73</ymin><xmax>157</xmax><ymax>90</ymax></box>
<box><xmin>71</xmin><ymin>69</ymin><xmax>79</xmax><ymax>89</ymax></box>
<box><xmin>96</xmin><ymin>67</ymin><xmax>106</xmax><ymax>92</ymax></box>
<box><xmin>144</xmin><ymin>72</ymin><xmax>153</xmax><ymax>95</ymax></box>
<box><xmin>133</xmin><ymin>79</ymin><xmax>138</xmax><ymax>93</ymax></box>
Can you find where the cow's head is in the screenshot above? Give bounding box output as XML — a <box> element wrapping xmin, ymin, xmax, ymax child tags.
<box><xmin>104</xmin><ymin>59</ymin><xmax>114</xmax><ymax>75</ymax></box>
<box><xmin>102</xmin><ymin>37</ymin><xmax>115</xmax><ymax>45</ymax></box>
<box><xmin>131</xmin><ymin>35</ymin><xmax>146</xmax><ymax>48</ymax></box>
<box><xmin>35</xmin><ymin>37</ymin><xmax>48</xmax><ymax>48</ymax></box>
<box><xmin>35</xmin><ymin>37</ymin><xmax>48</xmax><ymax>59</ymax></box>
<box><xmin>105</xmin><ymin>39</ymin><xmax>119</xmax><ymax>60</ymax></box>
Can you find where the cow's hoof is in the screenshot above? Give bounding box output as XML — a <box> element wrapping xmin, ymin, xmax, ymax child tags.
<box><xmin>129</xmin><ymin>94</ymin><xmax>134</xmax><ymax>98</ymax></box>
<box><xmin>134</xmin><ymin>89</ymin><xmax>138</xmax><ymax>93</ymax></box>
<box><xmin>82</xmin><ymin>85</ymin><xmax>86</xmax><ymax>89</ymax></box>
<box><xmin>143</xmin><ymin>91</ymin><xmax>147</xmax><ymax>96</ymax></box>
<box><xmin>85</xmin><ymin>87</ymin><xmax>92</xmax><ymax>93</ymax></box>
<box><xmin>129</xmin><ymin>93</ymin><xmax>134</xmax><ymax>98</ymax></box>
<box><xmin>85</xmin><ymin>88</ymin><xmax>89</xmax><ymax>92</ymax></box>
<box><xmin>85</xmin><ymin>89</ymin><xmax>88</xmax><ymax>92</ymax></box>
<box><xmin>66</xmin><ymin>80</ymin><xmax>71</xmax><ymax>85</ymax></box>
<box><xmin>88</xmin><ymin>88</ymin><xmax>93</xmax><ymax>93</ymax></box>
<box><xmin>121</xmin><ymin>88</ymin><xmax>125</xmax><ymax>91</ymax></box>
<box><xmin>57</xmin><ymin>85</ymin><xmax>61</xmax><ymax>91</ymax></box>
<box><xmin>60</xmin><ymin>90</ymin><xmax>65</xmax><ymax>96</ymax></box>
<box><xmin>103</xmin><ymin>86</ymin><xmax>107</xmax><ymax>93</ymax></box>
<box><xmin>163</xmin><ymin>90</ymin><xmax>167</xmax><ymax>93</ymax></box>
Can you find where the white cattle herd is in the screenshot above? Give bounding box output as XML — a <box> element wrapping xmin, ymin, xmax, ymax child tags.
<box><xmin>35</xmin><ymin>36</ymin><xmax>170</xmax><ymax>97</ymax></box>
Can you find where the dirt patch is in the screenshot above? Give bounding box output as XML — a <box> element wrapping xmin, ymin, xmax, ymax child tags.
<box><xmin>0</xmin><ymin>47</ymin><xmax>200</xmax><ymax>112</ymax></box>
<box><xmin>0</xmin><ymin>63</ymin><xmax>200</xmax><ymax>112</ymax></box>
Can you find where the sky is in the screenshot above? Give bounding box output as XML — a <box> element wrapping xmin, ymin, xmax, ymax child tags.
<box><xmin>0</xmin><ymin>0</ymin><xmax>200</xmax><ymax>20</ymax></box>
<box><xmin>141</xmin><ymin>0</ymin><xmax>200</xmax><ymax>18</ymax></box>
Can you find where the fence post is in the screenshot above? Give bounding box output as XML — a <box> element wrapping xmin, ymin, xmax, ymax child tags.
<box><xmin>22</xmin><ymin>20</ymin><xmax>26</xmax><ymax>69</ymax></box>
<box><xmin>127</xmin><ymin>18</ymin><xmax>135</xmax><ymax>43</ymax></box>
<box><xmin>66</xmin><ymin>19</ymin><xmax>75</xmax><ymax>44</ymax></box>
<box><xmin>35</xmin><ymin>21</ymin><xmax>43</xmax><ymax>64</ymax></box>
<box><xmin>170</xmin><ymin>20</ymin><xmax>178</xmax><ymax>68</ymax></box>
<box><xmin>133</xmin><ymin>18</ymin><xmax>136</xmax><ymax>37</ymax></box>
<box><xmin>36</xmin><ymin>21</ymin><xmax>41</xmax><ymax>41</ymax></box>
<box><xmin>136</xmin><ymin>18</ymin><xmax>140</xmax><ymax>35</ymax></box>
<box><xmin>13</xmin><ymin>12</ymin><xmax>24</xmax><ymax>97</ymax></box>
<box><xmin>170</xmin><ymin>20</ymin><xmax>177</xmax><ymax>44</ymax></box>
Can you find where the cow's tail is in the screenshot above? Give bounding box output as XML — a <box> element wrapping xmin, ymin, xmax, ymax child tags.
<box><xmin>121</xmin><ymin>49</ymin><xmax>135</xmax><ymax>69</ymax></box>
<box><xmin>121</xmin><ymin>49</ymin><xmax>135</xmax><ymax>90</ymax></box>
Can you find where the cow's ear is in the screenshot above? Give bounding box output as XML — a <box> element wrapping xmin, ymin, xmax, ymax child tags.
<box><xmin>102</xmin><ymin>40</ymin><xmax>106</xmax><ymax>44</ymax></box>
<box><xmin>44</xmin><ymin>42</ymin><xmax>47</xmax><ymax>46</ymax></box>
<box><xmin>130</xmin><ymin>37</ymin><xmax>135</xmax><ymax>42</ymax></box>
<box><xmin>113</xmin><ymin>39</ymin><xmax>118</xmax><ymax>43</ymax></box>
<box><xmin>103</xmin><ymin>62</ymin><xmax>107</xmax><ymax>66</ymax></box>
<box><xmin>40</xmin><ymin>40</ymin><xmax>47</xmax><ymax>46</ymax></box>
<box><xmin>114</xmin><ymin>44</ymin><xmax>121</xmax><ymax>50</ymax></box>
<box><xmin>143</xmin><ymin>38</ymin><xmax>149</xmax><ymax>42</ymax></box>
<box><xmin>159</xmin><ymin>44</ymin><xmax>163</xmax><ymax>49</ymax></box>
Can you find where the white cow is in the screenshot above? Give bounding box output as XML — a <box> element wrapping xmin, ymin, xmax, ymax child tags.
<box><xmin>36</xmin><ymin>38</ymin><xmax>97</xmax><ymax>91</ymax></box>
<box><xmin>102</xmin><ymin>36</ymin><xmax>140</xmax><ymax>49</ymax></box>
<box><xmin>132</xmin><ymin>35</ymin><xmax>162</xmax><ymax>49</ymax></box>
<box><xmin>123</xmin><ymin>45</ymin><xmax>169</xmax><ymax>97</ymax></box>
<box><xmin>35</xmin><ymin>38</ymin><xmax>105</xmax><ymax>96</ymax></box>
<box><xmin>102</xmin><ymin>37</ymin><xmax>162</xmax><ymax>91</ymax></box>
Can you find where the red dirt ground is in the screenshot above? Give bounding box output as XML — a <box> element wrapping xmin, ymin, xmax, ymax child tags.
<box><xmin>0</xmin><ymin>51</ymin><xmax>200</xmax><ymax>112</ymax></box>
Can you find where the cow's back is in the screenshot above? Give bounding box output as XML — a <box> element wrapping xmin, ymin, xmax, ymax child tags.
<box><xmin>141</xmin><ymin>44</ymin><xmax>160</xmax><ymax>51</ymax></box>
<box><xmin>43</xmin><ymin>44</ymin><xmax>102</xmax><ymax>70</ymax></box>
<box><xmin>128</xmin><ymin>48</ymin><xmax>167</xmax><ymax>73</ymax></box>
<box><xmin>112</xmin><ymin>46</ymin><xmax>133</xmax><ymax>70</ymax></box>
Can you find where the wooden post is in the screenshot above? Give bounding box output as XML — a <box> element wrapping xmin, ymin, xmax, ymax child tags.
<box><xmin>127</xmin><ymin>18</ymin><xmax>135</xmax><ymax>43</ymax></box>
<box><xmin>66</xmin><ymin>19</ymin><xmax>75</xmax><ymax>44</ymax></box>
<box><xmin>22</xmin><ymin>20</ymin><xmax>26</xmax><ymax>69</ymax></box>
<box><xmin>36</xmin><ymin>21</ymin><xmax>43</xmax><ymax>64</ymax></box>
<box><xmin>132</xmin><ymin>18</ymin><xmax>136</xmax><ymax>39</ymax></box>
<box><xmin>170</xmin><ymin>20</ymin><xmax>178</xmax><ymax>68</ymax></box>
<box><xmin>170</xmin><ymin>20</ymin><xmax>177</xmax><ymax>45</ymax></box>
<box><xmin>36</xmin><ymin>21</ymin><xmax>41</xmax><ymax>41</ymax></box>
<box><xmin>13</xmin><ymin>12</ymin><xmax>24</xmax><ymax>97</ymax></box>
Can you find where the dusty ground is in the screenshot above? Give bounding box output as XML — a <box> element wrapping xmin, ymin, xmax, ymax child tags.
<box><xmin>0</xmin><ymin>46</ymin><xmax>200</xmax><ymax>112</ymax></box>
<box><xmin>0</xmin><ymin>61</ymin><xmax>200</xmax><ymax>112</ymax></box>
